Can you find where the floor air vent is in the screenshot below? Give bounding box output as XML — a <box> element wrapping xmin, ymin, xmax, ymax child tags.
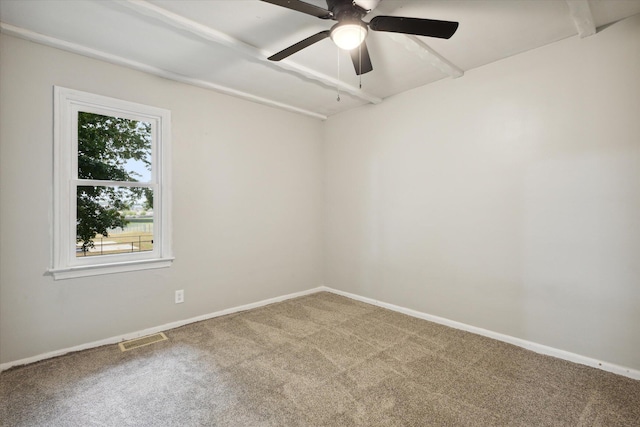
<box><xmin>119</xmin><ymin>332</ymin><xmax>168</xmax><ymax>352</ymax></box>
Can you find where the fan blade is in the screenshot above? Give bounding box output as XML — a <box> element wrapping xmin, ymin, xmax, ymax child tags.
<box><xmin>369</xmin><ymin>16</ymin><xmax>459</xmax><ymax>39</ymax></box>
<box><xmin>349</xmin><ymin>41</ymin><xmax>373</xmax><ymax>75</ymax></box>
<box><xmin>268</xmin><ymin>30</ymin><xmax>331</xmax><ymax>61</ymax></box>
<box><xmin>260</xmin><ymin>0</ymin><xmax>332</xmax><ymax>19</ymax></box>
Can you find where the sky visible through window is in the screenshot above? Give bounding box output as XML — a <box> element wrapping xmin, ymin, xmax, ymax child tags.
<box><xmin>124</xmin><ymin>158</ymin><xmax>151</xmax><ymax>182</ymax></box>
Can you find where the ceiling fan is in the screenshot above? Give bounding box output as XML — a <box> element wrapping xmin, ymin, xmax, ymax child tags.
<box><xmin>261</xmin><ymin>0</ymin><xmax>459</xmax><ymax>75</ymax></box>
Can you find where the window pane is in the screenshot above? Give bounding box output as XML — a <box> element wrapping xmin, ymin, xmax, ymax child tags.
<box><xmin>78</xmin><ymin>112</ymin><xmax>152</xmax><ymax>182</ymax></box>
<box><xmin>76</xmin><ymin>186</ymin><xmax>154</xmax><ymax>257</ymax></box>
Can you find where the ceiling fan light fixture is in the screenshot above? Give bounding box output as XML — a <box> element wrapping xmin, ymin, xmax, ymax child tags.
<box><xmin>330</xmin><ymin>22</ymin><xmax>367</xmax><ymax>50</ymax></box>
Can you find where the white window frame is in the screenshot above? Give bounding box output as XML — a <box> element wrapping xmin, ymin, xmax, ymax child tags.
<box><xmin>51</xmin><ymin>87</ymin><xmax>173</xmax><ymax>280</ymax></box>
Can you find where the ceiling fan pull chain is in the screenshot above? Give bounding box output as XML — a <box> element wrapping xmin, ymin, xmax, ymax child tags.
<box><xmin>359</xmin><ymin>42</ymin><xmax>363</xmax><ymax>89</ymax></box>
<box><xmin>336</xmin><ymin>48</ymin><xmax>341</xmax><ymax>102</ymax></box>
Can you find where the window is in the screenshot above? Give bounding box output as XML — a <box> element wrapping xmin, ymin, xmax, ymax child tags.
<box><xmin>51</xmin><ymin>87</ymin><xmax>172</xmax><ymax>279</ymax></box>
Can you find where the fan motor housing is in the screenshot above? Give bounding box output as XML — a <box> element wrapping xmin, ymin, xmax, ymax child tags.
<box><xmin>326</xmin><ymin>0</ymin><xmax>367</xmax><ymax>22</ymax></box>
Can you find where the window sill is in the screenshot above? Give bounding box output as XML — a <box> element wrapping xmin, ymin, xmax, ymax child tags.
<box><xmin>49</xmin><ymin>257</ymin><xmax>174</xmax><ymax>280</ymax></box>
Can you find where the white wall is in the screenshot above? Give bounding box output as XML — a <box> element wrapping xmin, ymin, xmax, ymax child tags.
<box><xmin>324</xmin><ymin>15</ymin><xmax>640</xmax><ymax>370</ymax></box>
<box><xmin>0</xmin><ymin>34</ymin><xmax>324</xmax><ymax>364</ymax></box>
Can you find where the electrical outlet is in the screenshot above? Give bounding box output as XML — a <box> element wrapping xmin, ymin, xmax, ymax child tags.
<box><xmin>175</xmin><ymin>289</ymin><xmax>184</xmax><ymax>304</ymax></box>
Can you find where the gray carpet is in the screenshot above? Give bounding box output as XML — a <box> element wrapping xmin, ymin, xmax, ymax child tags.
<box><xmin>1</xmin><ymin>292</ymin><xmax>639</xmax><ymax>426</ymax></box>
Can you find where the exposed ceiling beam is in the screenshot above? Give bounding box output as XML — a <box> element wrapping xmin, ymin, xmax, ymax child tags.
<box><xmin>0</xmin><ymin>23</ymin><xmax>328</xmax><ymax>120</ymax></box>
<box><xmin>116</xmin><ymin>0</ymin><xmax>383</xmax><ymax>105</ymax></box>
<box><xmin>388</xmin><ymin>34</ymin><xmax>464</xmax><ymax>79</ymax></box>
<box><xmin>566</xmin><ymin>0</ymin><xmax>596</xmax><ymax>38</ymax></box>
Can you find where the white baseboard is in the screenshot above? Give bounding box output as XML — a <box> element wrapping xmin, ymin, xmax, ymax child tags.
<box><xmin>3</xmin><ymin>285</ymin><xmax>639</xmax><ymax>381</ymax></box>
<box><xmin>0</xmin><ymin>286</ymin><xmax>324</xmax><ymax>372</ymax></box>
<box><xmin>322</xmin><ymin>286</ymin><xmax>640</xmax><ymax>381</ymax></box>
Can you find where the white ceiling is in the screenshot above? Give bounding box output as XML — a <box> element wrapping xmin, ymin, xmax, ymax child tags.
<box><xmin>1</xmin><ymin>0</ymin><xmax>639</xmax><ymax>119</ymax></box>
